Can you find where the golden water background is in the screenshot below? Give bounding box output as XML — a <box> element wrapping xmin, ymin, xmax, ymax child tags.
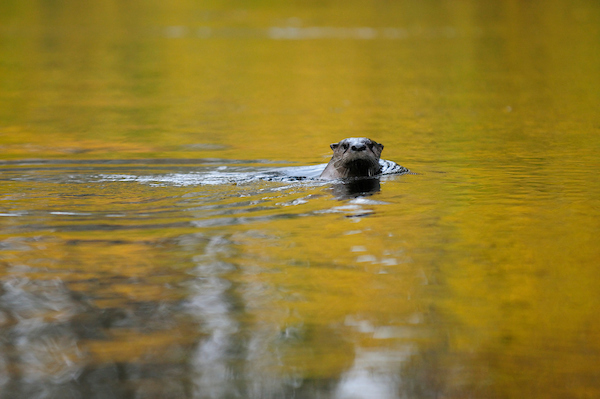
<box><xmin>1</xmin><ymin>1</ymin><xmax>599</xmax><ymax>398</ymax></box>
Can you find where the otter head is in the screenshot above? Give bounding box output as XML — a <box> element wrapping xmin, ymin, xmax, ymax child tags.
<box><xmin>320</xmin><ymin>137</ymin><xmax>384</xmax><ymax>179</ymax></box>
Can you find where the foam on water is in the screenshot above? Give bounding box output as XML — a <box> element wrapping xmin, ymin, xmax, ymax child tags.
<box><xmin>97</xmin><ymin>160</ymin><xmax>408</xmax><ymax>187</ymax></box>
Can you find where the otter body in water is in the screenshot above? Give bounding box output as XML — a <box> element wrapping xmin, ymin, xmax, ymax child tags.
<box><xmin>320</xmin><ymin>137</ymin><xmax>406</xmax><ymax>179</ymax></box>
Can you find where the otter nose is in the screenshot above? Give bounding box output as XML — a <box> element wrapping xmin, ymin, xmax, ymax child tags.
<box><xmin>351</xmin><ymin>144</ymin><xmax>366</xmax><ymax>152</ymax></box>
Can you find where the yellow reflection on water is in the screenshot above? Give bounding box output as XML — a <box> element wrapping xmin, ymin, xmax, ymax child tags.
<box><xmin>1</xmin><ymin>0</ymin><xmax>600</xmax><ymax>397</ymax></box>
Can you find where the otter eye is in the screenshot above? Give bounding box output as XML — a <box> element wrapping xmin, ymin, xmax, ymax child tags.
<box><xmin>367</xmin><ymin>143</ymin><xmax>374</xmax><ymax>149</ymax></box>
<box><xmin>342</xmin><ymin>143</ymin><xmax>349</xmax><ymax>150</ymax></box>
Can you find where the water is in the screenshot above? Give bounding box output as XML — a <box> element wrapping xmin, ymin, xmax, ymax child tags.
<box><xmin>1</xmin><ymin>0</ymin><xmax>600</xmax><ymax>398</ymax></box>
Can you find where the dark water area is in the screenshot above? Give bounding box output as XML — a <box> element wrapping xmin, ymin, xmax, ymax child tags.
<box><xmin>1</xmin><ymin>0</ymin><xmax>600</xmax><ymax>398</ymax></box>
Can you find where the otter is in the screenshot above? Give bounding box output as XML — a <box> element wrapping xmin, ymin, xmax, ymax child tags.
<box><xmin>320</xmin><ymin>137</ymin><xmax>385</xmax><ymax>179</ymax></box>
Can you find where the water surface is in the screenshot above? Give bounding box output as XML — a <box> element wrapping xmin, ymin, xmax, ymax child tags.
<box><xmin>1</xmin><ymin>0</ymin><xmax>600</xmax><ymax>398</ymax></box>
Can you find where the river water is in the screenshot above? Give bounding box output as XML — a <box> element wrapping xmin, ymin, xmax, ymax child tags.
<box><xmin>1</xmin><ymin>1</ymin><xmax>600</xmax><ymax>398</ymax></box>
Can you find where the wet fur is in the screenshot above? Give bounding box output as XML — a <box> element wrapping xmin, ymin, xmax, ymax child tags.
<box><xmin>320</xmin><ymin>138</ymin><xmax>384</xmax><ymax>179</ymax></box>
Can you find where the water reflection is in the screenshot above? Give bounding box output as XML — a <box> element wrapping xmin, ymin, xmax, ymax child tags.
<box><xmin>162</xmin><ymin>25</ymin><xmax>458</xmax><ymax>41</ymax></box>
<box><xmin>0</xmin><ymin>159</ymin><xmax>415</xmax><ymax>398</ymax></box>
<box><xmin>181</xmin><ymin>229</ymin><xmax>417</xmax><ymax>399</ymax></box>
<box><xmin>0</xmin><ymin>273</ymin><xmax>198</xmax><ymax>398</ymax></box>
<box><xmin>2</xmin><ymin>0</ymin><xmax>600</xmax><ymax>397</ymax></box>
<box><xmin>0</xmin><ymin>278</ymin><xmax>86</xmax><ymax>387</ymax></box>
<box><xmin>335</xmin><ymin>348</ymin><xmax>412</xmax><ymax>399</ymax></box>
<box><xmin>331</xmin><ymin>178</ymin><xmax>381</xmax><ymax>199</ymax></box>
<box><xmin>184</xmin><ymin>234</ymin><xmax>242</xmax><ymax>398</ymax></box>
<box><xmin>2</xmin><ymin>153</ymin><xmax>600</xmax><ymax>398</ymax></box>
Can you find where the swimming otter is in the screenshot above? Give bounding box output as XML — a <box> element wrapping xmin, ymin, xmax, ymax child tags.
<box><xmin>320</xmin><ymin>137</ymin><xmax>385</xmax><ymax>179</ymax></box>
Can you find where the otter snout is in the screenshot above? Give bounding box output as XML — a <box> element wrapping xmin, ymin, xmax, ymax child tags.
<box><xmin>351</xmin><ymin>144</ymin><xmax>366</xmax><ymax>152</ymax></box>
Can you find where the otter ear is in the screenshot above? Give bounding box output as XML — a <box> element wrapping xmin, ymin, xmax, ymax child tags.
<box><xmin>374</xmin><ymin>142</ymin><xmax>384</xmax><ymax>153</ymax></box>
<box><xmin>330</xmin><ymin>143</ymin><xmax>339</xmax><ymax>151</ymax></box>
